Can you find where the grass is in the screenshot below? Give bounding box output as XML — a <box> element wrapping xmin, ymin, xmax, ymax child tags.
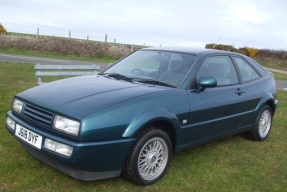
<box><xmin>273</xmin><ymin>72</ymin><xmax>287</xmax><ymax>81</ymax></box>
<box><xmin>254</xmin><ymin>56</ymin><xmax>287</xmax><ymax>71</ymax></box>
<box><xmin>0</xmin><ymin>61</ymin><xmax>287</xmax><ymax>191</ymax></box>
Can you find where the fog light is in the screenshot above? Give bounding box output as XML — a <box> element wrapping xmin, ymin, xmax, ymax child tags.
<box><xmin>6</xmin><ymin>117</ymin><xmax>16</xmax><ymax>130</ymax></box>
<box><xmin>44</xmin><ymin>138</ymin><xmax>73</xmax><ymax>157</ymax></box>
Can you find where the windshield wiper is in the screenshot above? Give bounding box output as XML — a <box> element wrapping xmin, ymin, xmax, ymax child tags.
<box><xmin>102</xmin><ymin>73</ymin><xmax>133</xmax><ymax>81</ymax></box>
<box><xmin>137</xmin><ymin>79</ymin><xmax>176</xmax><ymax>88</ymax></box>
<box><xmin>101</xmin><ymin>73</ymin><xmax>175</xmax><ymax>87</ymax></box>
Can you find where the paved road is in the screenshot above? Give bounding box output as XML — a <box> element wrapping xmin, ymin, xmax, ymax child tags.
<box><xmin>276</xmin><ymin>80</ymin><xmax>287</xmax><ymax>91</ymax></box>
<box><xmin>0</xmin><ymin>53</ymin><xmax>108</xmax><ymax>70</ymax></box>
<box><xmin>1</xmin><ymin>53</ymin><xmax>286</xmax><ymax>90</ymax></box>
<box><xmin>265</xmin><ymin>67</ymin><xmax>287</xmax><ymax>75</ymax></box>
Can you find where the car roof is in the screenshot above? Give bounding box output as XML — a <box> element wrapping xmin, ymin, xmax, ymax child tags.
<box><xmin>142</xmin><ymin>47</ymin><xmax>241</xmax><ymax>56</ymax></box>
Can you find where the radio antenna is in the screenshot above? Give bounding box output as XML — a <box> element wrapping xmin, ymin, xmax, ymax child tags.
<box><xmin>213</xmin><ymin>36</ymin><xmax>221</xmax><ymax>48</ymax></box>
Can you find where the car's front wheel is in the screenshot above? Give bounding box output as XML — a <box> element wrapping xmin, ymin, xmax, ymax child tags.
<box><xmin>122</xmin><ymin>128</ymin><xmax>172</xmax><ymax>185</ymax></box>
<box><xmin>247</xmin><ymin>105</ymin><xmax>273</xmax><ymax>141</ymax></box>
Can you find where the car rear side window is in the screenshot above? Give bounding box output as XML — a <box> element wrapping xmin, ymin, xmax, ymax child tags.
<box><xmin>233</xmin><ymin>57</ymin><xmax>260</xmax><ymax>82</ymax></box>
<box><xmin>197</xmin><ymin>56</ymin><xmax>239</xmax><ymax>86</ymax></box>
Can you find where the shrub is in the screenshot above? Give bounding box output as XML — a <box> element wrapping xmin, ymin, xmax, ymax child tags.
<box><xmin>0</xmin><ymin>23</ymin><xmax>7</xmax><ymax>35</ymax></box>
<box><xmin>0</xmin><ymin>36</ymin><xmax>145</xmax><ymax>59</ymax></box>
<box><xmin>238</xmin><ymin>47</ymin><xmax>259</xmax><ymax>57</ymax></box>
<box><xmin>257</xmin><ymin>49</ymin><xmax>287</xmax><ymax>59</ymax></box>
<box><xmin>205</xmin><ymin>44</ymin><xmax>237</xmax><ymax>52</ymax></box>
<box><xmin>206</xmin><ymin>43</ymin><xmax>261</xmax><ymax>57</ymax></box>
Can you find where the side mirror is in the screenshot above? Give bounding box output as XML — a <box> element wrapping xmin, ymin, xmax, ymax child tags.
<box><xmin>197</xmin><ymin>76</ymin><xmax>217</xmax><ymax>92</ymax></box>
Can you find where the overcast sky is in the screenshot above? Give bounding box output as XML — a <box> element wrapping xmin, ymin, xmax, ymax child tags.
<box><xmin>1</xmin><ymin>0</ymin><xmax>287</xmax><ymax>50</ymax></box>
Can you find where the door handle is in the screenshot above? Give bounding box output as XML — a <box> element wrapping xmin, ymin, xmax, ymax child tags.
<box><xmin>235</xmin><ymin>89</ymin><xmax>246</xmax><ymax>95</ymax></box>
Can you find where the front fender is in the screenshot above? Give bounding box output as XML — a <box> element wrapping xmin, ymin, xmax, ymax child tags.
<box><xmin>122</xmin><ymin>107</ymin><xmax>182</xmax><ymax>138</ymax></box>
<box><xmin>80</xmin><ymin>89</ymin><xmax>189</xmax><ymax>142</ymax></box>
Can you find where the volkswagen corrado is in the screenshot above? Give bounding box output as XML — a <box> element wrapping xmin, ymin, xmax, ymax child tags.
<box><xmin>6</xmin><ymin>48</ymin><xmax>278</xmax><ymax>185</ymax></box>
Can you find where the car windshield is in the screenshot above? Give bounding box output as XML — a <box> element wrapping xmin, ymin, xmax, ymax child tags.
<box><xmin>103</xmin><ymin>50</ymin><xmax>197</xmax><ymax>87</ymax></box>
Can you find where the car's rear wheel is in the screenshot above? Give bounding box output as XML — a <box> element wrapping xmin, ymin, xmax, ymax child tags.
<box><xmin>122</xmin><ymin>128</ymin><xmax>172</xmax><ymax>185</ymax></box>
<box><xmin>247</xmin><ymin>105</ymin><xmax>273</xmax><ymax>141</ymax></box>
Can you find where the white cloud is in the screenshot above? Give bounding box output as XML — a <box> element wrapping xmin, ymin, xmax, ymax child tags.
<box><xmin>1</xmin><ymin>0</ymin><xmax>287</xmax><ymax>49</ymax></box>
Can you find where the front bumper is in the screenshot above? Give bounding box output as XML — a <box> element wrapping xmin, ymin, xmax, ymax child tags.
<box><xmin>6</xmin><ymin>111</ymin><xmax>135</xmax><ymax>181</ymax></box>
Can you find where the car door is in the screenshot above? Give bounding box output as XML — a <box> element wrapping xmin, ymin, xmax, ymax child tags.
<box><xmin>231</xmin><ymin>56</ymin><xmax>263</xmax><ymax>127</ymax></box>
<box><xmin>184</xmin><ymin>55</ymin><xmax>248</xmax><ymax>143</ymax></box>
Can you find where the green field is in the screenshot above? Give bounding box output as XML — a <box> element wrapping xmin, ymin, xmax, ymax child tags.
<box><xmin>0</xmin><ymin>62</ymin><xmax>287</xmax><ymax>191</ymax></box>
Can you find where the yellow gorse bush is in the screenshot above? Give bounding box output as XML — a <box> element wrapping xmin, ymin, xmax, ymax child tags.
<box><xmin>205</xmin><ymin>43</ymin><xmax>259</xmax><ymax>57</ymax></box>
<box><xmin>0</xmin><ymin>23</ymin><xmax>7</xmax><ymax>35</ymax></box>
<box><xmin>238</xmin><ymin>47</ymin><xmax>259</xmax><ymax>57</ymax></box>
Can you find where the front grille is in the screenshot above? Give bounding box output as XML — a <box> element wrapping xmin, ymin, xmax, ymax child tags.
<box><xmin>22</xmin><ymin>103</ymin><xmax>55</xmax><ymax>128</ymax></box>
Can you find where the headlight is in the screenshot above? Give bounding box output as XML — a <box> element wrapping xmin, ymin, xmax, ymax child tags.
<box><xmin>53</xmin><ymin>115</ymin><xmax>80</xmax><ymax>136</ymax></box>
<box><xmin>12</xmin><ymin>99</ymin><xmax>24</xmax><ymax>114</ymax></box>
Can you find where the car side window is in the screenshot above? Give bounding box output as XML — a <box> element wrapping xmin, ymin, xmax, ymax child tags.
<box><xmin>233</xmin><ymin>57</ymin><xmax>260</xmax><ymax>82</ymax></box>
<box><xmin>197</xmin><ymin>56</ymin><xmax>239</xmax><ymax>86</ymax></box>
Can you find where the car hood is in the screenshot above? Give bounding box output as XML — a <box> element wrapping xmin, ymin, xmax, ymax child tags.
<box><xmin>17</xmin><ymin>75</ymin><xmax>170</xmax><ymax>119</ymax></box>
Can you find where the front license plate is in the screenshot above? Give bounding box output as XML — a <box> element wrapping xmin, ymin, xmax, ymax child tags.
<box><xmin>15</xmin><ymin>124</ymin><xmax>43</xmax><ymax>149</ymax></box>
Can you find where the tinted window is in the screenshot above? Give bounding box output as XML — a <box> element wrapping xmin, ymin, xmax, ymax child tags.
<box><xmin>233</xmin><ymin>57</ymin><xmax>260</xmax><ymax>82</ymax></box>
<box><xmin>197</xmin><ymin>56</ymin><xmax>239</xmax><ymax>86</ymax></box>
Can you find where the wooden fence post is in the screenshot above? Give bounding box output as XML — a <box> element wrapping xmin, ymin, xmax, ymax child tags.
<box><xmin>105</xmin><ymin>34</ymin><xmax>107</xmax><ymax>42</ymax></box>
<box><xmin>37</xmin><ymin>28</ymin><xmax>39</xmax><ymax>38</ymax></box>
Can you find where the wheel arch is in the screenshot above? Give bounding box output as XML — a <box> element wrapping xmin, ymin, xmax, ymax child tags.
<box><xmin>265</xmin><ymin>99</ymin><xmax>276</xmax><ymax>116</ymax></box>
<box><xmin>256</xmin><ymin>92</ymin><xmax>277</xmax><ymax>117</ymax></box>
<box><xmin>122</xmin><ymin>108</ymin><xmax>180</xmax><ymax>154</ymax></box>
<box><xmin>141</xmin><ymin>120</ymin><xmax>176</xmax><ymax>154</ymax></box>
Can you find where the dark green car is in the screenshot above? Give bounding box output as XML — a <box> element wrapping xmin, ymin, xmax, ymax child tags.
<box><xmin>6</xmin><ymin>48</ymin><xmax>278</xmax><ymax>185</ymax></box>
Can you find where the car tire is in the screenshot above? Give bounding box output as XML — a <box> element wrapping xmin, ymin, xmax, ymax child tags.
<box><xmin>247</xmin><ymin>105</ymin><xmax>273</xmax><ymax>141</ymax></box>
<box><xmin>122</xmin><ymin>128</ymin><xmax>172</xmax><ymax>185</ymax></box>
